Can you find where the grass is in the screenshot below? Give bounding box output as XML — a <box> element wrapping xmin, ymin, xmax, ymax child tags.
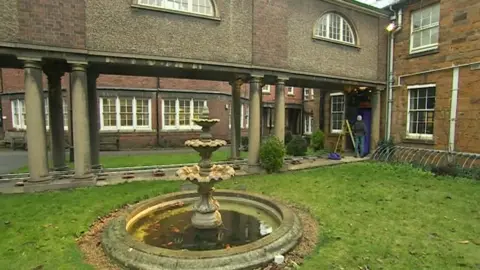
<box><xmin>1</xmin><ymin>162</ymin><xmax>479</xmax><ymax>269</ymax></box>
<box><xmin>12</xmin><ymin>149</ymin><xmax>248</xmax><ymax>173</ymax></box>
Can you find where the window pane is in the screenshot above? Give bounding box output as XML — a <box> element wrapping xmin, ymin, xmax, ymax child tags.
<box><xmin>136</xmin><ymin>99</ymin><xmax>149</xmax><ymax>127</ymax></box>
<box><xmin>102</xmin><ymin>98</ymin><xmax>117</xmax><ymax>127</ymax></box>
<box><xmin>408</xmin><ymin>87</ymin><xmax>436</xmax><ymax>135</ymax></box>
<box><xmin>164</xmin><ymin>100</ymin><xmax>176</xmax><ymax>126</ymax></box>
<box><xmin>178</xmin><ymin>99</ymin><xmax>190</xmax><ymax>126</ymax></box>
<box><xmin>119</xmin><ymin>98</ymin><xmax>133</xmax><ymax>127</ymax></box>
<box><xmin>431</xmin><ymin>4</ymin><xmax>440</xmax><ymax>24</ymax></box>
<box><xmin>193</xmin><ymin>100</ymin><xmax>205</xmax><ymax>120</ymax></box>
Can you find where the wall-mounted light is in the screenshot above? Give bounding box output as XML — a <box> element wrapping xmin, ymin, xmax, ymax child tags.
<box><xmin>386</xmin><ymin>22</ymin><xmax>397</xmax><ymax>32</ymax></box>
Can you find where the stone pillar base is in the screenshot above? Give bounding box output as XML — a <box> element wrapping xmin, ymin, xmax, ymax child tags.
<box><xmin>53</xmin><ymin>166</ymin><xmax>70</xmax><ymax>172</ymax></box>
<box><xmin>24</xmin><ymin>179</ymin><xmax>95</xmax><ymax>193</ymax></box>
<box><xmin>247</xmin><ymin>164</ymin><xmax>263</xmax><ymax>174</ymax></box>
<box><xmin>74</xmin><ymin>173</ymin><xmax>96</xmax><ymax>183</ymax></box>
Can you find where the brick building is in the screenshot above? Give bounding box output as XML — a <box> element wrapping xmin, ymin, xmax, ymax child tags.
<box><xmin>385</xmin><ymin>0</ymin><xmax>480</xmax><ymax>154</ymax></box>
<box><xmin>0</xmin><ymin>69</ymin><xmax>314</xmax><ymax>149</ymax></box>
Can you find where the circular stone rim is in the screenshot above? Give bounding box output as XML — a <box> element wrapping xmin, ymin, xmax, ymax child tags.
<box><xmin>102</xmin><ymin>190</ymin><xmax>303</xmax><ymax>270</ymax></box>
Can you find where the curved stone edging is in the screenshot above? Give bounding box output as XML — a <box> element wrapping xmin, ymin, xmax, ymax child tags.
<box><xmin>102</xmin><ymin>190</ymin><xmax>303</xmax><ymax>270</ymax></box>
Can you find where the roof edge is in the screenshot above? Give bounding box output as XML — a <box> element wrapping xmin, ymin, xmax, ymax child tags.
<box><xmin>323</xmin><ymin>0</ymin><xmax>391</xmax><ymax>17</ymax></box>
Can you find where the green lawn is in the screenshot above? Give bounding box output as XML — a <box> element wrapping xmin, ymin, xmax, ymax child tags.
<box><xmin>13</xmin><ymin>149</ymin><xmax>248</xmax><ymax>173</ymax></box>
<box><xmin>1</xmin><ymin>162</ymin><xmax>479</xmax><ymax>270</ymax></box>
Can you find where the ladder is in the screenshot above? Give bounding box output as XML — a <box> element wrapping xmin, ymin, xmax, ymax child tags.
<box><xmin>334</xmin><ymin>120</ymin><xmax>357</xmax><ymax>154</ymax></box>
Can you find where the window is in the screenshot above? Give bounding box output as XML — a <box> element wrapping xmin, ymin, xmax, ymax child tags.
<box><xmin>304</xmin><ymin>88</ymin><xmax>315</xmax><ymax>100</ymax></box>
<box><xmin>100</xmin><ymin>97</ymin><xmax>152</xmax><ymax>131</ymax></box>
<box><xmin>262</xmin><ymin>85</ymin><xmax>271</xmax><ymax>93</ymax></box>
<box><xmin>137</xmin><ymin>0</ymin><xmax>215</xmax><ymax>17</ymax></box>
<box><xmin>407</xmin><ymin>85</ymin><xmax>436</xmax><ymax>139</ymax></box>
<box><xmin>304</xmin><ymin>114</ymin><xmax>314</xmax><ymax>134</ymax></box>
<box><xmin>410</xmin><ymin>4</ymin><xmax>440</xmax><ymax>53</ymax></box>
<box><xmin>314</xmin><ymin>13</ymin><xmax>355</xmax><ymax>45</ymax></box>
<box><xmin>330</xmin><ymin>93</ymin><xmax>345</xmax><ymax>133</ymax></box>
<box><xmin>286</xmin><ymin>87</ymin><xmax>295</xmax><ymax>95</ymax></box>
<box><xmin>228</xmin><ymin>104</ymin><xmax>245</xmax><ymax>129</ymax></box>
<box><xmin>11</xmin><ymin>99</ymin><xmax>26</xmax><ymax>129</ymax></box>
<box><xmin>11</xmin><ymin>98</ymin><xmax>68</xmax><ymax>130</ymax></box>
<box><xmin>265</xmin><ymin>108</ymin><xmax>274</xmax><ymax>128</ymax></box>
<box><xmin>162</xmin><ymin>98</ymin><xmax>207</xmax><ymax>130</ymax></box>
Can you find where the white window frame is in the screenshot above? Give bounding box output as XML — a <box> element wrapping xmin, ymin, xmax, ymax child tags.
<box><xmin>410</xmin><ymin>4</ymin><xmax>440</xmax><ymax>54</ymax></box>
<box><xmin>314</xmin><ymin>13</ymin><xmax>356</xmax><ymax>45</ymax></box>
<box><xmin>11</xmin><ymin>98</ymin><xmax>68</xmax><ymax>131</ymax></box>
<box><xmin>11</xmin><ymin>99</ymin><xmax>26</xmax><ymax>130</ymax></box>
<box><xmin>99</xmin><ymin>97</ymin><xmax>152</xmax><ymax>131</ymax></box>
<box><xmin>310</xmin><ymin>89</ymin><xmax>315</xmax><ymax>99</ymax></box>
<box><xmin>229</xmin><ymin>104</ymin><xmax>245</xmax><ymax>130</ymax></box>
<box><xmin>304</xmin><ymin>114</ymin><xmax>313</xmax><ymax>135</ymax></box>
<box><xmin>330</xmin><ymin>92</ymin><xmax>345</xmax><ymax>134</ymax></box>
<box><xmin>161</xmin><ymin>98</ymin><xmax>207</xmax><ymax>131</ymax></box>
<box><xmin>286</xmin><ymin>87</ymin><xmax>295</xmax><ymax>95</ymax></box>
<box><xmin>265</xmin><ymin>108</ymin><xmax>274</xmax><ymax>128</ymax></box>
<box><xmin>304</xmin><ymin>88</ymin><xmax>315</xmax><ymax>100</ymax></box>
<box><xmin>406</xmin><ymin>84</ymin><xmax>436</xmax><ymax>140</ymax></box>
<box><xmin>137</xmin><ymin>0</ymin><xmax>215</xmax><ymax>17</ymax></box>
<box><xmin>262</xmin><ymin>85</ymin><xmax>271</xmax><ymax>93</ymax></box>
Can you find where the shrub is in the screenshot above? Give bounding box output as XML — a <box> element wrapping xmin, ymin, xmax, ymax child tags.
<box><xmin>259</xmin><ymin>136</ymin><xmax>286</xmax><ymax>173</ymax></box>
<box><xmin>284</xmin><ymin>131</ymin><xmax>293</xmax><ymax>144</ymax></box>
<box><xmin>286</xmin><ymin>135</ymin><xmax>308</xmax><ymax>156</ymax></box>
<box><xmin>310</xmin><ymin>130</ymin><xmax>325</xmax><ymax>151</ymax></box>
<box><xmin>240</xmin><ymin>136</ymin><xmax>249</xmax><ymax>151</ymax></box>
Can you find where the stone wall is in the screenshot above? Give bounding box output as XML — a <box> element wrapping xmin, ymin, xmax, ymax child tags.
<box><xmin>390</xmin><ymin>0</ymin><xmax>480</xmax><ymax>154</ymax></box>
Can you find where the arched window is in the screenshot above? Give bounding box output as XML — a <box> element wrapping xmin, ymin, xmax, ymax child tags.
<box><xmin>138</xmin><ymin>0</ymin><xmax>215</xmax><ymax>17</ymax></box>
<box><xmin>314</xmin><ymin>13</ymin><xmax>355</xmax><ymax>45</ymax></box>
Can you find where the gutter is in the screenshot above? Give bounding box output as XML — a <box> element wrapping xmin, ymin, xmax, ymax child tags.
<box><xmin>385</xmin><ymin>6</ymin><xmax>402</xmax><ymax>141</ymax></box>
<box><xmin>156</xmin><ymin>77</ymin><xmax>161</xmax><ymax>147</ymax></box>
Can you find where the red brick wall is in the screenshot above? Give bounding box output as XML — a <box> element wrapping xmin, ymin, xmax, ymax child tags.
<box><xmin>390</xmin><ymin>0</ymin><xmax>480</xmax><ymax>153</ymax></box>
<box><xmin>17</xmin><ymin>0</ymin><xmax>86</xmax><ymax>49</ymax></box>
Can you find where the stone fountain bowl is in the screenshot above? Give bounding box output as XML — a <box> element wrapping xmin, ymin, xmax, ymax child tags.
<box><xmin>185</xmin><ymin>139</ymin><xmax>227</xmax><ymax>153</ymax></box>
<box><xmin>192</xmin><ymin>118</ymin><xmax>220</xmax><ymax>128</ymax></box>
<box><xmin>102</xmin><ymin>190</ymin><xmax>303</xmax><ymax>270</ymax></box>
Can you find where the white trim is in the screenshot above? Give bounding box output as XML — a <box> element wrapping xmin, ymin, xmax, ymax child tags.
<box><xmin>286</xmin><ymin>87</ymin><xmax>295</xmax><ymax>95</ymax></box>
<box><xmin>304</xmin><ymin>114</ymin><xmax>313</xmax><ymax>135</ymax></box>
<box><xmin>314</xmin><ymin>13</ymin><xmax>356</xmax><ymax>45</ymax></box>
<box><xmin>99</xmin><ymin>96</ymin><xmax>153</xmax><ymax>131</ymax></box>
<box><xmin>137</xmin><ymin>0</ymin><xmax>215</xmax><ymax>17</ymax></box>
<box><xmin>262</xmin><ymin>85</ymin><xmax>271</xmax><ymax>93</ymax></box>
<box><xmin>330</xmin><ymin>93</ymin><xmax>345</xmax><ymax>134</ymax></box>
<box><xmin>409</xmin><ymin>3</ymin><xmax>440</xmax><ymax>54</ymax></box>
<box><xmin>406</xmin><ymin>85</ymin><xmax>436</xmax><ymax>140</ymax></box>
<box><xmin>161</xmin><ymin>98</ymin><xmax>206</xmax><ymax>131</ymax></box>
<box><xmin>407</xmin><ymin>84</ymin><xmax>436</xmax><ymax>89</ymax></box>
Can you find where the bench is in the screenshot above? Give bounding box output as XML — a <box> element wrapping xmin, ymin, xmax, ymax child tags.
<box><xmin>3</xmin><ymin>130</ymin><xmax>27</xmax><ymax>150</ymax></box>
<box><xmin>100</xmin><ymin>134</ymin><xmax>120</xmax><ymax>151</ymax></box>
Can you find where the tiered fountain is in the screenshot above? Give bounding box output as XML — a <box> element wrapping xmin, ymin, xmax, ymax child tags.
<box><xmin>102</xmin><ymin>105</ymin><xmax>302</xmax><ymax>270</ymax></box>
<box><xmin>175</xmin><ymin>105</ymin><xmax>235</xmax><ymax>230</ymax></box>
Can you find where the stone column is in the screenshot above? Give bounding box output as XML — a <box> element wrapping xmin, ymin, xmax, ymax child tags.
<box><xmin>87</xmin><ymin>71</ymin><xmax>101</xmax><ymax>170</ymax></box>
<box><xmin>371</xmin><ymin>89</ymin><xmax>382</xmax><ymax>152</ymax></box>
<box><xmin>70</xmin><ymin>63</ymin><xmax>94</xmax><ymax>181</ymax></box>
<box><xmin>23</xmin><ymin>60</ymin><xmax>51</xmax><ymax>184</ymax></box>
<box><xmin>46</xmin><ymin>69</ymin><xmax>68</xmax><ymax>171</ymax></box>
<box><xmin>248</xmin><ymin>75</ymin><xmax>262</xmax><ymax>169</ymax></box>
<box><xmin>274</xmin><ymin>77</ymin><xmax>287</xmax><ymax>143</ymax></box>
<box><xmin>229</xmin><ymin>78</ymin><xmax>243</xmax><ymax>159</ymax></box>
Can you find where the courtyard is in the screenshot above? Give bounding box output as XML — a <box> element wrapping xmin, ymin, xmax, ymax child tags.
<box><xmin>1</xmin><ymin>162</ymin><xmax>479</xmax><ymax>270</ymax></box>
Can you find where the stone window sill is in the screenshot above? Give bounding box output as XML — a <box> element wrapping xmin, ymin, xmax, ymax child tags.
<box><xmin>100</xmin><ymin>129</ymin><xmax>155</xmax><ymax>133</ymax></box>
<box><xmin>407</xmin><ymin>48</ymin><xmax>439</xmax><ymax>59</ymax></box>
<box><xmin>312</xmin><ymin>36</ymin><xmax>361</xmax><ymax>50</ymax></box>
<box><xmin>131</xmin><ymin>4</ymin><xmax>221</xmax><ymax>21</ymax></box>
<box><xmin>402</xmin><ymin>138</ymin><xmax>435</xmax><ymax>145</ymax></box>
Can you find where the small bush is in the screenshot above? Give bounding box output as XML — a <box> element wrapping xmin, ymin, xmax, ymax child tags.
<box><xmin>259</xmin><ymin>136</ymin><xmax>286</xmax><ymax>173</ymax></box>
<box><xmin>286</xmin><ymin>135</ymin><xmax>308</xmax><ymax>156</ymax></box>
<box><xmin>310</xmin><ymin>130</ymin><xmax>325</xmax><ymax>151</ymax></box>
<box><xmin>240</xmin><ymin>136</ymin><xmax>249</xmax><ymax>151</ymax></box>
<box><xmin>284</xmin><ymin>131</ymin><xmax>293</xmax><ymax>144</ymax></box>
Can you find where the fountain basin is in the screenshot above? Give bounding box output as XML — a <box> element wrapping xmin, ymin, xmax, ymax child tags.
<box><xmin>102</xmin><ymin>190</ymin><xmax>303</xmax><ymax>270</ymax></box>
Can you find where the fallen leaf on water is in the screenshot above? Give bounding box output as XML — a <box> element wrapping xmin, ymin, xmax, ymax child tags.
<box><xmin>458</xmin><ymin>240</ymin><xmax>470</xmax><ymax>244</ymax></box>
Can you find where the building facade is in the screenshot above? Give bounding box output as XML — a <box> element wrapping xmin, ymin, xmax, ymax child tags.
<box><xmin>387</xmin><ymin>0</ymin><xmax>480</xmax><ymax>154</ymax></box>
<box><xmin>0</xmin><ymin>69</ymin><xmax>315</xmax><ymax>149</ymax></box>
<box><xmin>0</xmin><ymin>0</ymin><xmax>388</xmax><ymax>188</ymax></box>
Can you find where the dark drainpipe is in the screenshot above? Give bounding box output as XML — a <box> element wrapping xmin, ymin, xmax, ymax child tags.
<box><xmin>319</xmin><ymin>90</ymin><xmax>326</xmax><ymax>131</ymax></box>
